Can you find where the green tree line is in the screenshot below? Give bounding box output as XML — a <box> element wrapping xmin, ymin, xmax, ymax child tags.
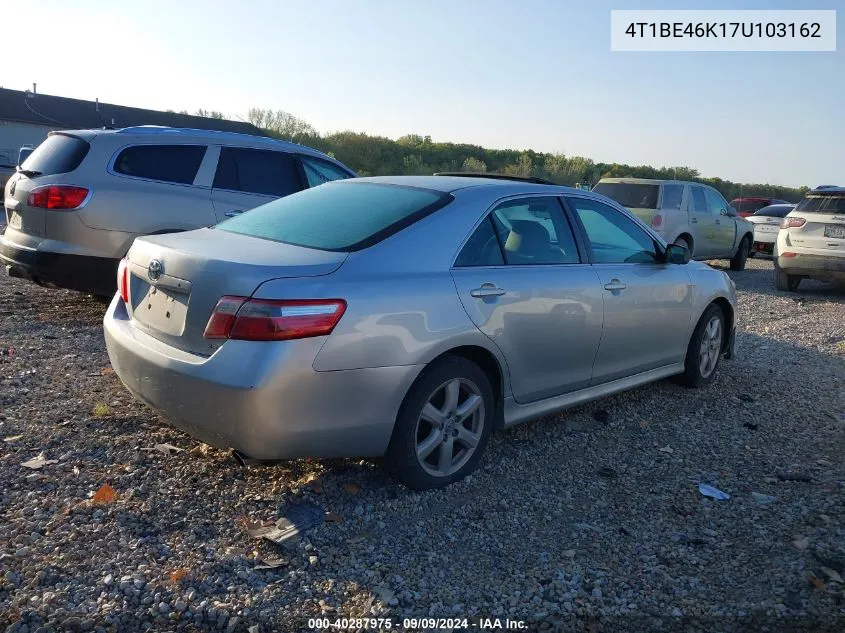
<box><xmin>203</xmin><ymin>107</ymin><xmax>810</xmax><ymax>202</ymax></box>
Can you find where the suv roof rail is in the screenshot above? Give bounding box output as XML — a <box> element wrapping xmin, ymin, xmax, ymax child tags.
<box><xmin>432</xmin><ymin>172</ymin><xmax>558</xmax><ymax>185</ymax></box>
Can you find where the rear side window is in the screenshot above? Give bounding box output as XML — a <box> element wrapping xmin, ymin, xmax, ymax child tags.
<box><xmin>217</xmin><ymin>182</ymin><xmax>451</xmax><ymax>251</ymax></box>
<box><xmin>795</xmin><ymin>193</ymin><xmax>845</xmax><ymax>213</ymax></box>
<box><xmin>661</xmin><ymin>184</ymin><xmax>684</xmax><ymax>210</ymax></box>
<box><xmin>214</xmin><ymin>148</ymin><xmax>303</xmax><ymax>197</ymax></box>
<box><xmin>455</xmin><ymin>217</ymin><xmax>505</xmax><ymax>267</ymax></box>
<box><xmin>114</xmin><ymin>145</ymin><xmax>206</xmax><ymax>184</ymax></box>
<box><xmin>300</xmin><ymin>156</ymin><xmax>353</xmax><ymax>187</ymax></box>
<box><xmin>20</xmin><ymin>134</ymin><xmax>90</xmax><ymax>176</ymax></box>
<box><xmin>592</xmin><ymin>183</ymin><xmax>659</xmax><ymax>209</ymax></box>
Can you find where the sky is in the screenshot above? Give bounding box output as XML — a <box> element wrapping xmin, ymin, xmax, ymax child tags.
<box><xmin>4</xmin><ymin>0</ymin><xmax>842</xmax><ymax>188</ymax></box>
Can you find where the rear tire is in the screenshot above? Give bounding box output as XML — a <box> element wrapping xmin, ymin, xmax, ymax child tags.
<box><xmin>775</xmin><ymin>261</ymin><xmax>801</xmax><ymax>291</ymax></box>
<box><xmin>384</xmin><ymin>356</ymin><xmax>494</xmax><ymax>490</ymax></box>
<box><xmin>729</xmin><ymin>236</ymin><xmax>750</xmax><ymax>271</ymax></box>
<box><xmin>674</xmin><ymin>304</ymin><xmax>725</xmax><ymax>389</ymax></box>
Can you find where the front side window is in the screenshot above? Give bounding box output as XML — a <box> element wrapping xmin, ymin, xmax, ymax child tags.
<box><xmin>301</xmin><ymin>156</ymin><xmax>354</xmax><ymax>187</ymax></box>
<box><xmin>567</xmin><ymin>197</ymin><xmax>658</xmax><ymax>264</ymax></box>
<box><xmin>490</xmin><ymin>197</ymin><xmax>580</xmax><ymax>265</ymax></box>
<box><xmin>213</xmin><ymin>148</ymin><xmax>303</xmax><ymax>197</ymax></box>
<box><xmin>690</xmin><ymin>186</ymin><xmax>708</xmax><ymax>214</ymax></box>
<box><xmin>704</xmin><ymin>188</ymin><xmax>728</xmax><ymax>215</ymax></box>
<box><xmin>113</xmin><ymin>145</ymin><xmax>206</xmax><ymax>185</ymax></box>
<box><xmin>661</xmin><ymin>184</ymin><xmax>684</xmax><ymax>211</ymax></box>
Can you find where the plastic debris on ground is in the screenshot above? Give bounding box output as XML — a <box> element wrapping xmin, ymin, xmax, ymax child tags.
<box><xmin>698</xmin><ymin>483</ymin><xmax>730</xmax><ymax>500</ymax></box>
<box><xmin>246</xmin><ymin>502</ymin><xmax>324</xmax><ymax>547</ymax></box>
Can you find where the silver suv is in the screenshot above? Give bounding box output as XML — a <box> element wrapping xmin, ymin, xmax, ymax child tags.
<box><xmin>1</xmin><ymin>127</ymin><xmax>355</xmax><ymax>295</ymax></box>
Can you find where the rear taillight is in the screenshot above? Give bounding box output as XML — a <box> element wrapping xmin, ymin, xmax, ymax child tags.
<box><xmin>780</xmin><ymin>217</ymin><xmax>806</xmax><ymax>229</ymax></box>
<box><xmin>651</xmin><ymin>214</ymin><xmax>663</xmax><ymax>230</ymax></box>
<box><xmin>117</xmin><ymin>258</ymin><xmax>129</xmax><ymax>303</ymax></box>
<box><xmin>204</xmin><ymin>297</ymin><xmax>347</xmax><ymax>341</ymax></box>
<box><xmin>27</xmin><ymin>185</ymin><xmax>90</xmax><ymax>210</ymax></box>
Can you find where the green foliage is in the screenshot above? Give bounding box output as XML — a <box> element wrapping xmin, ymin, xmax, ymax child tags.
<box><xmin>237</xmin><ymin>106</ymin><xmax>809</xmax><ymax>201</ymax></box>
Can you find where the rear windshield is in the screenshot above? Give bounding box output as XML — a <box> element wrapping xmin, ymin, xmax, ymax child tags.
<box><xmin>795</xmin><ymin>193</ymin><xmax>845</xmax><ymax>213</ymax></box>
<box><xmin>729</xmin><ymin>199</ymin><xmax>770</xmax><ymax>214</ymax></box>
<box><xmin>217</xmin><ymin>181</ymin><xmax>452</xmax><ymax>251</ymax></box>
<box><xmin>753</xmin><ymin>205</ymin><xmax>793</xmax><ymax>218</ymax></box>
<box><xmin>592</xmin><ymin>183</ymin><xmax>659</xmax><ymax>209</ymax></box>
<box><xmin>20</xmin><ymin>134</ymin><xmax>90</xmax><ymax>176</ymax></box>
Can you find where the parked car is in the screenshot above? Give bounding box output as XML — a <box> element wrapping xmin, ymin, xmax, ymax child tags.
<box><xmin>729</xmin><ymin>196</ymin><xmax>791</xmax><ymax>218</ymax></box>
<box><xmin>104</xmin><ymin>175</ymin><xmax>737</xmax><ymax>490</ymax></box>
<box><xmin>1</xmin><ymin>127</ymin><xmax>355</xmax><ymax>296</ymax></box>
<box><xmin>746</xmin><ymin>203</ymin><xmax>795</xmax><ymax>256</ymax></box>
<box><xmin>774</xmin><ymin>186</ymin><xmax>845</xmax><ymax>291</ymax></box>
<box><xmin>592</xmin><ymin>178</ymin><xmax>754</xmax><ymax>270</ymax></box>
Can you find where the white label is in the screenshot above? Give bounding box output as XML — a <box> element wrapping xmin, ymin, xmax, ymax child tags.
<box><xmin>611</xmin><ymin>10</ymin><xmax>836</xmax><ymax>52</ymax></box>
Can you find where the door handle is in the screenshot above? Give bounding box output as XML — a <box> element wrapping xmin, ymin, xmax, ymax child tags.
<box><xmin>224</xmin><ymin>210</ymin><xmax>244</xmax><ymax>217</ymax></box>
<box><xmin>603</xmin><ymin>279</ymin><xmax>627</xmax><ymax>292</ymax></box>
<box><xmin>691</xmin><ymin>218</ymin><xmax>698</xmax><ymax>224</ymax></box>
<box><xmin>470</xmin><ymin>283</ymin><xmax>506</xmax><ymax>298</ymax></box>
<box><xmin>714</xmin><ymin>219</ymin><xmax>721</xmax><ymax>225</ymax></box>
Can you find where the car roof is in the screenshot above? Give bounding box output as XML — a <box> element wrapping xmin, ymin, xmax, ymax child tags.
<box><xmin>809</xmin><ymin>185</ymin><xmax>845</xmax><ymax>194</ymax></box>
<box><xmin>596</xmin><ymin>177</ymin><xmax>693</xmax><ymax>186</ymax></box>
<box><xmin>348</xmin><ymin>175</ymin><xmax>587</xmax><ymax>195</ymax></box>
<box><xmin>51</xmin><ymin>126</ymin><xmax>339</xmax><ymax>162</ymax></box>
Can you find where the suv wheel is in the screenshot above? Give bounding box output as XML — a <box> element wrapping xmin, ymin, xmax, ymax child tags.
<box><xmin>775</xmin><ymin>261</ymin><xmax>801</xmax><ymax>291</ymax></box>
<box><xmin>385</xmin><ymin>356</ymin><xmax>494</xmax><ymax>490</ymax></box>
<box><xmin>730</xmin><ymin>236</ymin><xmax>750</xmax><ymax>271</ymax></box>
<box><xmin>674</xmin><ymin>304</ymin><xmax>725</xmax><ymax>388</ymax></box>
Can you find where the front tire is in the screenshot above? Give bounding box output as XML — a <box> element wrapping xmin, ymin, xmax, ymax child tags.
<box><xmin>674</xmin><ymin>304</ymin><xmax>725</xmax><ymax>388</ymax></box>
<box><xmin>384</xmin><ymin>356</ymin><xmax>494</xmax><ymax>490</ymax></box>
<box><xmin>729</xmin><ymin>236</ymin><xmax>750</xmax><ymax>271</ymax></box>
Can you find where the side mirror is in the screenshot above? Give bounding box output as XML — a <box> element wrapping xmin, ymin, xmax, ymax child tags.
<box><xmin>665</xmin><ymin>243</ymin><xmax>691</xmax><ymax>265</ymax></box>
<box><xmin>726</xmin><ymin>207</ymin><xmax>737</xmax><ymax>217</ymax></box>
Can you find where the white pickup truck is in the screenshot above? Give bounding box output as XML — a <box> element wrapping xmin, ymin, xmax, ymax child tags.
<box><xmin>593</xmin><ymin>177</ymin><xmax>755</xmax><ymax>270</ymax></box>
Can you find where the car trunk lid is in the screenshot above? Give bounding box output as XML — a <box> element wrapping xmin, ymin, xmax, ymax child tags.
<box><xmin>125</xmin><ymin>228</ymin><xmax>348</xmax><ymax>355</ymax></box>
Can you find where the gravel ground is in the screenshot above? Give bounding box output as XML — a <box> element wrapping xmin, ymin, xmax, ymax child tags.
<box><xmin>1</xmin><ymin>257</ymin><xmax>844</xmax><ymax>633</ymax></box>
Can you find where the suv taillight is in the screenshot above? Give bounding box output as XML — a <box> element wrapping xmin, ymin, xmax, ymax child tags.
<box><xmin>27</xmin><ymin>185</ymin><xmax>90</xmax><ymax>210</ymax></box>
<box><xmin>117</xmin><ymin>258</ymin><xmax>129</xmax><ymax>303</ymax></box>
<box><xmin>780</xmin><ymin>217</ymin><xmax>806</xmax><ymax>229</ymax></box>
<box><xmin>204</xmin><ymin>297</ymin><xmax>347</xmax><ymax>341</ymax></box>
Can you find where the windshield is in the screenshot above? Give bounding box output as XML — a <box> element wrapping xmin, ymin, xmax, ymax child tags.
<box><xmin>592</xmin><ymin>183</ymin><xmax>659</xmax><ymax>209</ymax></box>
<box><xmin>795</xmin><ymin>193</ymin><xmax>845</xmax><ymax>214</ymax></box>
<box><xmin>217</xmin><ymin>181</ymin><xmax>452</xmax><ymax>251</ymax></box>
<box><xmin>753</xmin><ymin>205</ymin><xmax>794</xmax><ymax>218</ymax></box>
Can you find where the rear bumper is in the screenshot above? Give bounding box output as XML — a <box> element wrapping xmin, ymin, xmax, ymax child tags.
<box><xmin>103</xmin><ymin>297</ymin><xmax>422</xmax><ymax>460</ymax></box>
<box><xmin>776</xmin><ymin>252</ymin><xmax>845</xmax><ymax>282</ymax></box>
<box><xmin>0</xmin><ymin>235</ymin><xmax>118</xmax><ymax>296</ymax></box>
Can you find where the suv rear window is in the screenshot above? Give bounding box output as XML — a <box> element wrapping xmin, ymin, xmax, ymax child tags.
<box><xmin>114</xmin><ymin>145</ymin><xmax>206</xmax><ymax>184</ymax></box>
<box><xmin>217</xmin><ymin>182</ymin><xmax>452</xmax><ymax>251</ymax></box>
<box><xmin>20</xmin><ymin>134</ymin><xmax>90</xmax><ymax>176</ymax></box>
<box><xmin>795</xmin><ymin>193</ymin><xmax>845</xmax><ymax>213</ymax></box>
<box><xmin>592</xmin><ymin>183</ymin><xmax>659</xmax><ymax>209</ymax></box>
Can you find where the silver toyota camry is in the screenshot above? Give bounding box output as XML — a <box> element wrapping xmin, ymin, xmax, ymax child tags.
<box><xmin>104</xmin><ymin>175</ymin><xmax>737</xmax><ymax>489</ymax></box>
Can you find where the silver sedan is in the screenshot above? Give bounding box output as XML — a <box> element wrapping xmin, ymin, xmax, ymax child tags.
<box><xmin>104</xmin><ymin>176</ymin><xmax>737</xmax><ymax>489</ymax></box>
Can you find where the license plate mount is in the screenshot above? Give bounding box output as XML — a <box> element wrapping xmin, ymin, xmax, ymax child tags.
<box><xmin>823</xmin><ymin>225</ymin><xmax>845</xmax><ymax>239</ymax></box>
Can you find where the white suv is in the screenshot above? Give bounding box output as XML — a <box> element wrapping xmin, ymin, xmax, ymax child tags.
<box><xmin>1</xmin><ymin>127</ymin><xmax>355</xmax><ymax>296</ymax></box>
<box><xmin>774</xmin><ymin>186</ymin><xmax>845</xmax><ymax>291</ymax></box>
<box><xmin>593</xmin><ymin>178</ymin><xmax>754</xmax><ymax>270</ymax></box>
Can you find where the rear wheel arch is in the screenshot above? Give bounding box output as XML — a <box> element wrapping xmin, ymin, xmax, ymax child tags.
<box><xmin>426</xmin><ymin>346</ymin><xmax>506</xmax><ymax>431</ymax></box>
<box><xmin>710</xmin><ymin>297</ymin><xmax>734</xmax><ymax>353</ymax></box>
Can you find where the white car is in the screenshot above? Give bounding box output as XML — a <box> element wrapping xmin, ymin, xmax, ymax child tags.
<box><xmin>745</xmin><ymin>203</ymin><xmax>795</xmax><ymax>257</ymax></box>
<box><xmin>774</xmin><ymin>187</ymin><xmax>845</xmax><ymax>291</ymax></box>
<box><xmin>593</xmin><ymin>178</ymin><xmax>754</xmax><ymax>270</ymax></box>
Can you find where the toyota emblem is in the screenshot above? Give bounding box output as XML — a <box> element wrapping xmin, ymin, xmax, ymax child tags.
<box><xmin>148</xmin><ymin>259</ymin><xmax>163</xmax><ymax>281</ymax></box>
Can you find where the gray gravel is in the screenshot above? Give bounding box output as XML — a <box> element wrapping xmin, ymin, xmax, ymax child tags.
<box><xmin>1</xmin><ymin>257</ymin><xmax>844</xmax><ymax>632</ymax></box>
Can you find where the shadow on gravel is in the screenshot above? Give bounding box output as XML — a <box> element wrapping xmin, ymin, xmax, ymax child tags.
<box><xmin>712</xmin><ymin>261</ymin><xmax>845</xmax><ymax>301</ymax></box>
